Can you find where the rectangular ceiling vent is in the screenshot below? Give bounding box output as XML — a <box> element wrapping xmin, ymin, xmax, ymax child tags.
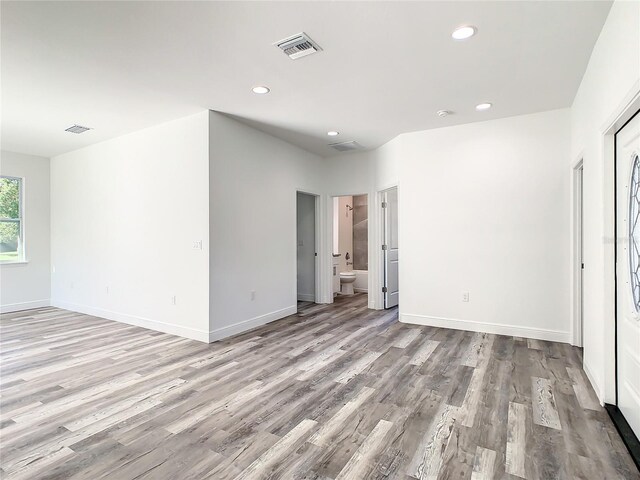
<box><xmin>274</xmin><ymin>32</ymin><xmax>322</xmax><ymax>60</ymax></box>
<box><xmin>65</xmin><ymin>125</ymin><xmax>92</xmax><ymax>134</ymax></box>
<box><xmin>329</xmin><ymin>141</ymin><xmax>363</xmax><ymax>152</ymax></box>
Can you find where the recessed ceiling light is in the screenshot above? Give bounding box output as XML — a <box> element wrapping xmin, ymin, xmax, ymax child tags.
<box><xmin>452</xmin><ymin>25</ymin><xmax>477</xmax><ymax>40</ymax></box>
<box><xmin>437</xmin><ymin>110</ymin><xmax>453</xmax><ymax>117</ymax></box>
<box><xmin>475</xmin><ymin>102</ymin><xmax>492</xmax><ymax>111</ymax></box>
<box><xmin>327</xmin><ymin>131</ymin><xmax>339</xmax><ymax>136</ymax></box>
<box><xmin>252</xmin><ymin>86</ymin><xmax>270</xmax><ymax>94</ymax></box>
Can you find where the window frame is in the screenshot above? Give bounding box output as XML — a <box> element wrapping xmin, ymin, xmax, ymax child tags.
<box><xmin>0</xmin><ymin>175</ymin><xmax>25</xmax><ymax>264</ymax></box>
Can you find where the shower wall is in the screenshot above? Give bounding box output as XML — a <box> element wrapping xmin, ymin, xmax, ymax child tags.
<box><xmin>337</xmin><ymin>196</ymin><xmax>353</xmax><ymax>273</ymax></box>
<box><xmin>352</xmin><ymin>194</ymin><xmax>368</xmax><ymax>270</ymax></box>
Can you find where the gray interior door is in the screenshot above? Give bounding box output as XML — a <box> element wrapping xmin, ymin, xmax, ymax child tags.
<box><xmin>296</xmin><ymin>192</ymin><xmax>316</xmax><ymax>303</ymax></box>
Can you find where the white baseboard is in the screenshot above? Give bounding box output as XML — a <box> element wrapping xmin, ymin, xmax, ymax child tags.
<box><xmin>51</xmin><ymin>300</ymin><xmax>210</xmax><ymax>343</ymax></box>
<box><xmin>209</xmin><ymin>305</ymin><xmax>297</xmax><ymax>343</ymax></box>
<box><xmin>0</xmin><ymin>299</ymin><xmax>50</xmax><ymax>314</ymax></box>
<box><xmin>400</xmin><ymin>312</ymin><xmax>570</xmax><ymax>343</ymax></box>
<box><xmin>583</xmin><ymin>360</ymin><xmax>605</xmax><ymax>406</ymax></box>
<box><xmin>297</xmin><ymin>293</ymin><xmax>315</xmax><ymax>302</ymax></box>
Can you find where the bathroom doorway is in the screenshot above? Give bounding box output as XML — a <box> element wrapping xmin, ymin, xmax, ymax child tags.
<box><xmin>332</xmin><ymin>194</ymin><xmax>368</xmax><ymax>304</ymax></box>
<box><xmin>296</xmin><ymin>192</ymin><xmax>318</xmax><ymax>309</ymax></box>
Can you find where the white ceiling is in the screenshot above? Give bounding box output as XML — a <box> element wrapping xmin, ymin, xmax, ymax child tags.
<box><xmin>1</xmin><ymin>1</ymin><xmax>611</xmax><ymax>158</ymax></box>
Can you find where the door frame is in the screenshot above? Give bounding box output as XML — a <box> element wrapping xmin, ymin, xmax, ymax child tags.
<box><xmin>610</xmin><ymin>105</ymin><xmax>640</xmax><ymax>469</ymax></box>
<box><xmin>594</xmin><ymin>84</ymin><xmax>640</xmax><ymax>406</ymax></box>
<box><xmin>600</xmin><ymin>84</ymin><xmax>640</xmax><ymax>468</ymax></box>
<box><xmin>572</xmin><ymin>159</ymin><xmax>584</xmax><ymax>347</ymax></box>
<box><xmin>323</xmin><ymin>185</ymin><xmax>399</xmax><ymax>311</ymax></box>
<box><xmin>326</xmin><ymin>192</ymin><xmax>375</xmax><ymax>307</ymax></box>
<box><xmin>608</xmin><ymin>91</ymin><xmax>640</xmax><ymax>399</ymax></box>
<box><xmin>295</xmin><ymin>189</ymin><xmax>323</xmax><ymax>304</ymax></box>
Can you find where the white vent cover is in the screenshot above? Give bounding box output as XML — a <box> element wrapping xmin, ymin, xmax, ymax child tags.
<box><xmin>65</xmin><ymin>125</ymin><xmax>92</xmax><ymax>134</ymax></box>
<box><xmin>274</xmin><ymin>32</ymin><xmax>322</xmax><ymax>60</ymax></box>
<box><xmin>329</xmin><ymin>141</ymin><xmax>363</xmax><ymax>152</ymax></box>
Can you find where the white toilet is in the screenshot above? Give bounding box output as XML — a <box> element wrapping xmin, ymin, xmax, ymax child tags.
<box><xmin>339</xmin><ymin>271</ymin><xmax>357</xmax><ymax>295</ymax></box>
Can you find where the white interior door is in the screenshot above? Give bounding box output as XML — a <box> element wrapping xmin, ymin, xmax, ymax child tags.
<box><xmin>615</xmin><ymin>110</ymin><xmax>640</xmax><ymax>439</ymax></box>
<box><xmin>383</xmin><ymin>187</ymin><xmax>399</xmax><ymax>308</ymax></box>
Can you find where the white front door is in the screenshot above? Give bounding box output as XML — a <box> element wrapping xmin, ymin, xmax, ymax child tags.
<box><xmin>615</xmin><ymin>110</ymin><xmax>640</xmax><ymax>439</ymax></box>
<box><xmin>383</xmin><ymin>187</ymin><xmax>399</xmax><ymax>308</ymax></box>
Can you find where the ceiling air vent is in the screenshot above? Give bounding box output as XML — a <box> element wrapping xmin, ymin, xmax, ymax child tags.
<box><xmin>274</xmin><ymin>32</ymin><xmax>322</xmax><ymax>60</ymax></box>
<box><xmin>329</xmin><ymin>141</ymin><xmax>363</xmax><ymax>152</ymax></box>
<box><xmin>65</xmin><ymin>125</ymin><xmax>92</xmax><ymax>134</ymax></box>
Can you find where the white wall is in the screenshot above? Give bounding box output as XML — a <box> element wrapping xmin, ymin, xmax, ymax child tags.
<box><xmin>208</xmin><ymin>112</ymin><xmax>325</xmax><ymax>341</ymax></box>
<box><xmin>570</xmin><ymin>0</ymin><xmax>640</xmax><ymax>403</ymax></box>
<box><xmin>399</xmin><ymin>109</ymin><xmax>571</xmax><ymax>342</ymax></box>
<box><xmin>296</xmin><ymin>192</ymin><xmax>316</xmax><ymax>302</ymax></box>
<box><xmin>0</xmin><ymin>151</ymin><xmax>51</xmax><ymax>312</ymax></box>
<box><xmin>325</xmin><ymin>110</ymin><xmax>571</xmax><ymax>336</ymax></box>
<box><xmin>50</xmin><ymin>112</ymin><xmax>210</xmax><ymax>341</ymax></box>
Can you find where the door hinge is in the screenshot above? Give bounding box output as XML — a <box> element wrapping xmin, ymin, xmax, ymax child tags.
<box><xmin>382</xmin><ymin>244</ymin><xmax>387</xmax><ymax>250</ymax></box>
<box><xmin>382</xmin><ymin>201</ymin><xmax>387</xmax><ymax>208</ymax></box>
<box><xmin>382</xmin><ymin>287</ymin><xmax>388</xmax><ymax>293</ymax></box>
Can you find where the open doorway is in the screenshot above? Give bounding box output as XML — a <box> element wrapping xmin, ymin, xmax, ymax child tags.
<box><xmin>331</xmin><ymin>194</ymin><xmax>368</xmax><ymax>306</ymax></box>
<box><xmin>296</xmin><ymin>192</ymin><xmax>318</xmax><ymax>310</ymax></box>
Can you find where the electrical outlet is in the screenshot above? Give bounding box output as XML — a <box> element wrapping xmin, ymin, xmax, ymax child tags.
<box><xmin>462</xmin><ymin>291</ymin><xmax>470</xmax><ymax>302</ymax></box>
<box><xmin>171</xmin><ymin>295</ymin><xmax>177</xmax><ymax>305</ymax></box>
<box><xmin>192</xmin><ymin>240</ymin><xmax>202</xmax><ymax>250</ymax></box>
<box><xmin>251</xmin><ymin>291</ymin><xmax>256</xmax><ymax>301</ymax></box>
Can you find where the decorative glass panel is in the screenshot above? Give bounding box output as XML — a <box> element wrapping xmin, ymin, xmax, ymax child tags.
<box><xmin>629</xmin><ymin>154</ymin><xmax>640</xmax><ymax>312</ymax></box>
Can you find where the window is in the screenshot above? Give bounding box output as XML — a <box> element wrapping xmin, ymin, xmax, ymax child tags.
<box><xmin>0</xmin><ymin>176</ymin><xmax>24</xmax><ymax>263</ymax></box>
<box><xmin>629</xmin><ymin>154</ymin><xmax>640</xmax><ymax>312</ymax></box>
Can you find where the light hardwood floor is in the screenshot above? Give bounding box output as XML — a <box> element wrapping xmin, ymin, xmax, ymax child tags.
<box><xmin>1</xmin><ymin>294</ymin><xmax>638</xmax><ymax>479</ymax></box>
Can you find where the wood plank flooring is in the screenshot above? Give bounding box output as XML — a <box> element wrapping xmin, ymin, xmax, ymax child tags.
<box><xmin>1</xmin><ymin>294</ymin><xmax>638</xmax><ymax>479</ymax></box>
